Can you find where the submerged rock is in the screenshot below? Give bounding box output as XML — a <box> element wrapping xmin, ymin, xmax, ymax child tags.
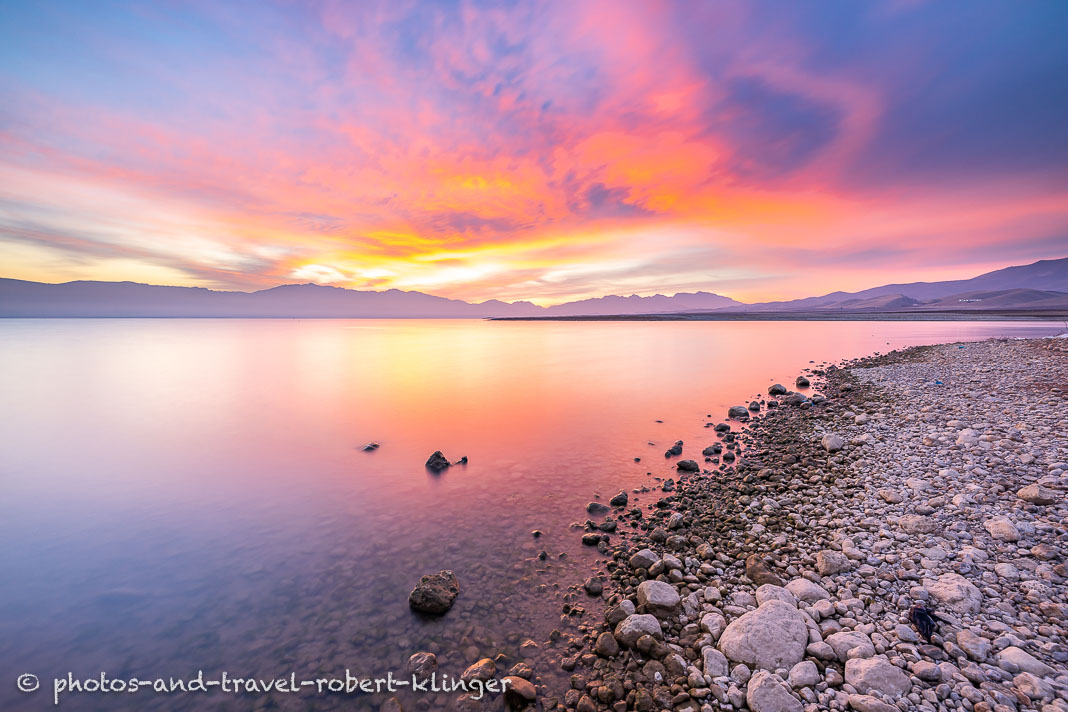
<box><xmin>408</xmin><ymin>570</ymin><xmax>459</xmax><ymax>614</ymax></box>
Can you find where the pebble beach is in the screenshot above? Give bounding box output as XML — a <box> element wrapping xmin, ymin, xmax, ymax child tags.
<box><xmin>520</xmin><ymin>336</ymin><xmax>1068</xmax><ymax>712</ymax></box>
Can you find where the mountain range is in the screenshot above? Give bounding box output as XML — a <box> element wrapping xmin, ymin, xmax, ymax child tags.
<box><xmin>1</xmin><ymin>257</ymin><xmax>1066</xmax><ymax>318</ymax></box>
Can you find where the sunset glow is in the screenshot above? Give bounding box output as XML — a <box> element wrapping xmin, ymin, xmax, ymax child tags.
<box><xmin>1</xmin><ymin>1</ymin><xmax>1066</xmax><ymax>304</ymax></box>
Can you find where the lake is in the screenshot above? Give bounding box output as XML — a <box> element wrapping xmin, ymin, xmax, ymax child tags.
<box><xmin>0</xmin><ymin>318</ymin><xmax>1063</xmax><ymax>711</ymax></box>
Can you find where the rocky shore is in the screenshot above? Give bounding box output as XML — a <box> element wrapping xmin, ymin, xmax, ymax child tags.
<box><xmin>541</xmin><ymin>336</ymin><xmax>1067</xmax><ymax>712</ymax></box>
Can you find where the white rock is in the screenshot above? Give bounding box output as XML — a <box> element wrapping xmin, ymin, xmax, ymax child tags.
<box><xmin>998</xmin><ymin>646</ymin><xmax>1054</xmax><ymax>676</ymax></box>
<box><xmin>755</xmin><ymin>584</ymin><xmax>797</xmax><ymax>608</ymax></box>
<box><xmin>787</xmin><ymin>660</ymin><xmax>819</xmax><ymax>689</ymax></box>
<box><xmin>718</xmin><ymin>600</ymin><xmax>808</xmax><ymax>670</ymax></box>
<box><xmin>636</xmin><ymin>580</ymin><xmax>681</xmax><ymax>617</ymax></box>
<box><xmin>702</xmin><ymin>646</ymin><xmax>728</xmax><ymax>677</ymax></box>
<box><xmin>784</xmin><ymin>578</ymin><xmax>830</xmax><ymax>603</ymax></box>
<box><xmin>1017</xmin><ymin>484</ymin><xmax>1057</xmax><ymax>505</ymax></box>
<box><xmin>825</xmin><ymin>631</ymin><xmax>875</xmax><ymax>662</ymax></box>
<box><xmin>983</xmin><ymin>516</ymin><xmax>1020</xmax><ymax>542</ymax></box>
<box><xmin>629</xmin><ymin>548</ymin><xmax>659</xmax><ymax>569</ymax></box>
<box><xmin>844</xmin><ymin>656</ymin><xmax>911</xmax><ymax>697</ymax></box>
<box><xmin>614</xmin><ymin>614</ymin><xmax>662</xmax><ymax>647</ymax></box>
<box><xmin>1013</xmin><ymin>671</ymin><xmax>1054</xmax><ymax>702</ymax></box>
<box><xmin>700</xmin><ymin>610</ymin><xmax>727</xmax><ymax>639</ymax></box>
<box><xmin>746</xmin><ymin>670</ymin><xmax>803</xmax><ymax>712</ymax></box>
<box><xmin>927</xmin><ymin>573</ymin><xmax>982</xmax><ymax>615</ymax></box>
<box><xmin>815</xmin><ymin>550</ymin><xmax>852</xmax><ymax>575</ymax></box>
<box><xmin>847</xmin><ymin>693</ymin><xmax>898</xmax><ymax>712</ymax></box>
<box><xmin>821</xmin><ymin>434</ymin><xmax>844</xmax><ymax>452</ymax></box>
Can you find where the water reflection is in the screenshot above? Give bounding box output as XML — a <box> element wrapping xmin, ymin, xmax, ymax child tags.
<box><xmin>0</xmin><ymin>319</ymin><xmax>1062</xmax><ymax>710</ymax></box>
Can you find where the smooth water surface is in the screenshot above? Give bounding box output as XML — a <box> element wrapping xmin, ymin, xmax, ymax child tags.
<box><xmin>0</xmin><ymin>319</ymin><xmax>1063</xmax><ymax>710</ymax></box>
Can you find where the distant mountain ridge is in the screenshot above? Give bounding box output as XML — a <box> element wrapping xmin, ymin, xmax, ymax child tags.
<box><xmin>0</xmin><ymin>279</ymin><xmax>739</xmax><ymax>318</ymax></box>
<box><xmin>720</xmin><ymin>256</ymin><xmax>1068</xmax><ymax>312</ymax></box>
<box><xmin>1</xmin><ymin>256</ymin><xmax>1065</xmax><ymax>317</ymax></box>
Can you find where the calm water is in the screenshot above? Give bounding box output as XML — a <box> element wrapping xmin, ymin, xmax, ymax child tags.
<box><xmin>0</xmin><ymin>319</ymin><xmax>1063</xmax><ymax>711</ymax></box>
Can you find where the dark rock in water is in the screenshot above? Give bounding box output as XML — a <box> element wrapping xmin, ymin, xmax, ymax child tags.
<box><xmin>744</xmin><ymin>554</ymin><xmax>783</xmax><ymax>586</ymax></box>
<box><xmin>454</xmin><ymin>455</ymin><xmax>468</xmax><ymax>465</ymax></box>
<box><xmin>503</xmin><ymin>676</ymin><xmax>537</xmax><ymax>706</ymax></box>
<box><xmin>768</xmin><ymin>383</ymin><xmax>787</xmax><ymax>395</ymax></box>
<box><xmin>587</xmin><ymin>501</ymin><xmax>610</xmax><ymax>514</ymax></box>
<box><xmin>633</xmin><ymin>456</ymin><xmax>641</xmax><ymax>462</ymax></box>
<box><xmin>609</xmin><ymin>491</ymin><xmax>629</xmax><ymax>507</ymax></box>
<box><xmin>796</xmin><ymin>375</ymin><xmax>810</xmax><ymax>388</ymax></box>
<box><xmin>584</xmin><ymin>577</ymin><xmax>604</xmax><ymax>596</ymax></box>
<box><xmin>531</xmin><ymin>529</ymin><xmax>542</xmax><ymax>538</ymax></box>
<box><xmin>702</xmin><ymin>446</ymin><xmax>717</xmax><ymax>456</ymax></box>
<box><xmin>676</xmin><ymin>459</ymin><xmax>699</xmax><ymax>472</ymax></box>
<box><xmin>581</xmin><ymin>533</ymin><xmax>603</xmax><ymax>546</ymax></box>
<box><xmin>714</xmin><ymin>423</ymin><xmax>731</xmax><ymax>433</ymax></box>
<box><xmin>408</xmin><ymin>651</ymin><xmax>438</xmax><ymax>678</ymax></box>
<box><xmin>361</xmin><ymin>442</ymin><xmax>380</xmax><ymax>451</ymax></box>
<box><xmin>722</xmin><ymin>451</ymin><xmax>735</xmax><ymax>462</ymax></box>
<box><xmin>748</xmin><ymin>401</ymin><xmax>760</xmax><ymax>411</ymax></box>
<box><xmin>785</xmin><ymin>393</ymin><xmax>805</xmax><ymax>406</ymax></box>
<box><xmin>727</xmin><ymin>405</ymin><xmax>749</xmax><ymax>419</ymax></box>
<box><xmin>425</xmin><ymin>451</ymin><xmax>451</xmax><ymax>471</ymax></box>
<box><xmin>664</xmin><ymin>440</ymin><xmax>683</xmax><ymax>457</ymax></box>
<box><xmin>409</xmin><ymin>570</ymin><xmax>459</xmax><ymax>614</ymax></box>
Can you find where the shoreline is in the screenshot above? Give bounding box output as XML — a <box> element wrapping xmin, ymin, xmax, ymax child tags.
<box><xmin>551</xmin><ymin>336</ymin><xmax>1067</xmax><ymax>712</ymax></box>
<box><xmin>491</xmin><ymin>312</ymin><xmax>1068</xmax><ymax>322</ymax></box>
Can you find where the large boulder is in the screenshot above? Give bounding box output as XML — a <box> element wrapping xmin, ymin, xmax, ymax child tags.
<box><xmin>927</xmin><ymin>573</ymin><xmax>982</xmax><ymax>615</ymax></box>
<box><xmin>768</xmin><ymin>383</ymin><xmax>787</xmax><ymax>396</ymax></box>
<box><xmin>746</xmin><ymin>671</ymin><xmax>803</xmax><ymax>712</ymax></box>
<box><xmin>844</xmin><ymin>656</ymin><xmax>911</xmax><ymax>697</ymax></box>
<box><xmin>636</xmin><ymin>580</ymin><xmax>681</xmax><ymax>617</ymax></box>
<box><xmin>614</xmin><ymin>614</ymin><xmax>662</xmax><ymax>647</ymax></box>
<box><xmin>718</xmin><ymin>600</ymin><xmax>808</xmax><ymax>670</ymax></box>
<box><xmin>409</xmin><ymin>571</ymin><xmax>460</xmax><ymax>614</ymax></box>
<box><xmin>728</xmin><ymin>405</ymin><xmax>750</xmax><ymax>419</ymax></box>
<box><xmin>676</xmin><ymin>459</ymin><xmax>700</xmax><ymax>472</ymax></box>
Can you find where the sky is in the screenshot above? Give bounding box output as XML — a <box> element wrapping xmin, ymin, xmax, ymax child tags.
<box><xmin>1</xmin><ymin>1</ymin><xmax>1067</xmax><ymax>305</ymax></box>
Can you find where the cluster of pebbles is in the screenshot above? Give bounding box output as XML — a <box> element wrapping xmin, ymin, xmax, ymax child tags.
<box><xmin>523</xmin><ymin>337</ymin><xmax>1067</xmax><ymax>712</ymax></box>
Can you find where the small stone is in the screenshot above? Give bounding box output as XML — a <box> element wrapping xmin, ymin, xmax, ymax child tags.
<box><xmin>629</xmin><ymin>548</ymin><xmax>659</xmax><ymax>570</ymax></box>
<box><xmin>821</xmin><ymin>434</ymin><xmax>844</xmax><ymax>452</ymax></box>
<box><xmin>746</xmin><ymin>671</ymin><xmax>802</xmax><ymax>712</ymax></box>
<box><xmin>609</xmin><ymin>491</ymin><xmax>629</xmax><ymax>507</ymax></box>
<box><xmin>787</xmin><ymin>661</ymin><xmax>819</xmax><ymax>689</ymax></box>
<box><xmin>1017</xmin><ymin>484</ymin><xmax>1057</xmax><ymax>505</ymax></box>
<box><xmin>594</xmin><ymin>631</ymin><xmax>619</xmax><ymax>658</ymax></box>
<box><xmin>927</xmin><ymin>572</ymin><xmax>982</xmax><ymax>615</ymax></box>
<box><xmin>636</xmin><ymin>580</ymin><xmax>681</xmax><ymax>617</ymax></box>
<box><xmin>614</xmin><ymin>614</ymin><xmax>662</xmax><ymax>647</ymax></box>
<box><xmin>461</xmin><ymin>658</ymin><xmax>496</xmax><ymax>683</ymax></box>
<box><xmin>815</xmin><ymin>550</ymin><xmax>852</xmax><ymax>575</ymax></box>
<box><xmin>844</xmin><ymin>656</ymin><xmax>911</xmax><ymax>697</ymax></box>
